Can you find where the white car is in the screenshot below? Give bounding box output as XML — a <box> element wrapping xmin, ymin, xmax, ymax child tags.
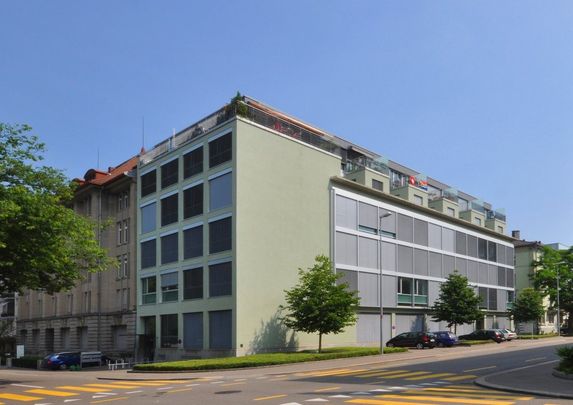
<box><xmin>500</xmin><ymin>329</ymin><xmax>517</xmax><ymax>340</ymax></box>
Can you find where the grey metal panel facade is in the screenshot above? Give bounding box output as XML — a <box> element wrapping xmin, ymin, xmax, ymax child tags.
<box><xmin>382</xmin><ymin>275</ymin><xmax>397</xmax><ymax>307</ymax></box>
<box><xmin>429</xmin><ymin>252</ymin><xmax>442</xmax><ymax>278</ymax></box>
<box><xmin>414</xmin><ymin>219</ymin><xmax>428</xmax><ymax>246</ymax></box>
<box><xmin>359</xmin><ymin>202</ymin><xmax>378</xmax><ymax>229</ymax></box>
<box><xmin>414</xmin><ymin>248</ymin><xmax>428</xmax><ymax>276</ymax></box>
<box><xmin>336</xmin><ymin>195</ymin><xmax>357</xmax><ymax>229</ymax></box>
<box><xmin>359</xmin><ymin>237</ymin><xmax>378</xmax><ymax>269</ymax></box>
<box><xmin>397</xmin><ymin>245</ymin><xmax>413</xmax><ymax>273</ymax></box>
<box><xmin>336</xmin><ymin>232</ymin><xmax>357</xmax><ymax>266</ymax></box>
<box><xmin>428</xmin><ymin>280</ymin><xmax>441</xmax><ymax>307</ymax></box>
<box><xmin>397</xmin><ymin>214</ymin><xmax>413</xmax><ymax>243</ymax></box>
<box><xmin>358</xmin><ymin>272</ymin><xmax>379</xmax><ymax>307</ymax></box>
<box><xmin>428</xmin><ymin>223</ymin><xmax>441</xmax><ymax>249</ymax></box>
<box><xmin>467</xmin><ymin>260</ymin><xmax>478</xmax><ymax>282</ymax></box>
<box><xmin>381</xmin><ymin>242</ymin><xmax>396</xmax><ymax>271</ymax></box>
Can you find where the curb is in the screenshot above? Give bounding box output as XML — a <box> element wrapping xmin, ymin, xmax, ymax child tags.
<box><xmin>475</xmin><ymin>360</ymin><xmax>573</xmax><ymax>400</ymax></box>
<box><xmin>553</xmin><ymin>369</ymin><xmax>573</xmax><ymax>380</ymax></box>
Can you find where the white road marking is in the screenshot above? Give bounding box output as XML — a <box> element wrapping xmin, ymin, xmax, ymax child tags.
<box><xmin>525</xmin><ymin>357</ymin><xmax>546</xmax><ymax>362</ymax></box>
<box><xmin>63</xmin><ymin>400</ymin><xmax>81</xmax><ymax>403</ymax></box>
<box><xmin>157</xmin><ymin>386</ymin><xmax>174</xmax><ymax>390</ymax></box>
<box><xmin>12</xmin><ymin>384</ymin><xmax>45</xmax><ymax>388</ymax></box>
<box><xmin>126</xmin><ymin>391</ymin><xmax>143</xmax><ymax>394</ymax></box>
<box><xmin>185</xmin><ymin>384</ymin><xmax>200</xmax><ymax>387</ymax></box>
<box><xmin>305</xmin><ymin>399</ymin><xmax>328</xmax><ymax>403</ymax></box>
<box><xmin>97</xmin><ymin>393</ymin><xmax>116</xmax><ymax>396</ymax></box>
<box><xmin>329</xmin><ymin>394</ymin><xmax>352</xmax><ymax>398</ymax></box>
<box><xmin>350</xmin><ymin>391</ymin><xmax>372</xmax><ymax>395</ymax></box>
<box><xmin>370</xmin><ymin>389</ymin><xmax>391</xmax><ymax>392</ymax></box>
<box><xmin>389</xmin><ymin>386</ymin><xmax>407</xmax><ymax>390</ymax></box>
<box><xmin>210</xmin><ymin>381</ymin><xmax>224</xmax><ymax>384</ymax></box>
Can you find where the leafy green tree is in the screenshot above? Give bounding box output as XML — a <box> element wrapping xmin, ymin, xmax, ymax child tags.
<box><xmin>509</xmin><ymin>288</ymin><xmax>545</xmax><ymax>334</ymax></box>
<box><xmin>431</xmin><ymin>271</ymin><xmax>482</xmax><ymax>334</ymax></box>
<box><xmin>0</xmin><ymin>123</ymin><xmax>111</xmax><ymax>294</ymax></box>
<box><xmin>280</xmin><ymin>255</ymin><xmax>360</xmax><ymax>352</ymax></box>
<box><xmin>532</xmin><ymin>245</ymin><xmax>573</xmax><ymax>331</ymax></box>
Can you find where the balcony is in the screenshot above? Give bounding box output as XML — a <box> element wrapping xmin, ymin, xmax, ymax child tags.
<box><xmin>429</xmin><ymin>188</ymin><xmax>459</xmax><ymax>217</ymax></box>
<box><xmin>460</xmin><ymin>200</ymin><xmax>486</xmax><ymax>226</ymax></box>
<box><xmin>397</xmin><ymin>294</ymin><xmax>429</xmax><ymax>306</ymax></box>
<box><xmin>391</xmin><ymin>183</ymin><xmax>428</xmax><ymax>207</ymax></box>
<box><xmin>344</xmin><ymin>157</ymin><xmax>390</xmax><ymax>192</ymax></box>
<box><xmin>485</xmin><ymin>209</ymin><xmax>506</xmax><ymax>234</ymax></box>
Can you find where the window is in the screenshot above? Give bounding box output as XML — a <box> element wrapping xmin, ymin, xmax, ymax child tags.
<box><xmin>458</xmin><ymin>197</ymin><xmax>469</xmax><ymax>212</ymax></box>
<box><xmin>335</xmin><ymin>195</ymin><xmax>357</xmax><ymax>230</ymax></box>
<box><xmin>397</xmin><ymin>277</ymin><xmax>413</xmax><ymax>305</ymax></box>
<box><xmin>117</xmin><ymin>222</ymin><xmax>123</xmax><ymax>245</ymax></box>
<box><xmin>442</xmin><ymin>228</ymin><xmax>455</xmax><ymax>253</ymax></box>
<box><xmin>487</xmin><ymin>241</ymin><xmax>497</xmax><ymax>262</ymax></box>
<box><xmin>413</xmin><ymin>194</ymin><xmax>423</xmax><ymax>206</ymax></box>
<box><xmin>478</xmin><ymin>287</ymin><xmax>488</xmax><ymax>309</ymax></box>
<box><xmin>117</xmin><ymin>254</ymin><xmax>128</xmax><ymax>278</ymax></box>
<box><xmin>428</xmin><ymin>223</ymin><xmax>441</xmax><ymax>249</ymax></box>
<box><xmin>497</xmin><ymin>226</ymin><xmax>504</xmax><ymax>233</ymax></box>
<box><xmin>161</xmin><ymin>159</ymin><xmax>179</xmax><ymax>189</ymax></box>
<box><xmin>161</xmin><ymin>272</ymin><xmax>178</xmax><ymax>302</ymax></box>
<box><xmin>446</xmin><ymin>207</ymin><xmax>455</xmax><ymax>217</ymax></box>
<box><xmin>372</xmin><ymin>179</ymin><xmax>384</xmax><ymax>191</ymax></box>
<box><xmin>358</xmin><ymin>202</ymin><xmax>378</xmax><ymax>234</ymax></box>
<box><xmin>209</xmin><ymin>172</ymin><xmax>232</xmax><ymax>211</ymax></box>
<box><xmin>414</xmin><ymin>279</ymin><xmax>428</xmax><ymax>305</ymax></box>
<box><xmin>209</xmin><ymin>310</ymin><xmax>232</xmax><ymax>349</ymax></box>
<box><xmin>141</xmin><ymin>170</ymin><xmax>157</xmax><ymax>197</ymax></box>
<box><xmin>183</xmin><ymin>184</ymin><xmax>203</xmax><ymax>219</ymax></box>
<box><xmin>413</xmin><ymin>219</ymin><xmax>428</xmax><ymax>246</ymax></box>
<box><xmin>161</xmin><ymin>194</ymin><xmax>178</xmax><ymax>226</ymax></box>
<box><xmin>183</xmin><ymin>147</ymin><xmax>203</xmax><ymax>179</ymax></box>
<box><xmin>455</xmin><ymin>231</ymin><xmax>467</xmax><ymax>255</ymax></box>
<box><xmin>183</xmin><ymin>267</ymin><xmax>203</xmax><ymax>300</ymax></box>
<box><xmin>397</xmin><ymin>214</ymin><xmax>413</xmax><ymax>242</ymax></box>
<box><xmin>141</xmin><ymin>203</ymin><xmax>156</xmax><ymax>234</ymax></box>
<box><xmin>160</xmin><ymin>314</ymin><xmax>178</xmax><ymax>348</ymax></box>
<box><xmin>473</xmin><ymin>217</ymin><xmax>482</xmax><ymax>226</ymax></box>
<box><xmin>209</xmin><ymin>217</ymin><xmax>232</xmax><ymax>254</ymax></box>
<box><xmin>117</xmin><ymin>191</ymin><xmax>129</xmax><ymax>212</ymax></box>
<box><xmin>467</xmin><ymin>235</ymin><xmax>478</xmax><ymax>258</ymax></box>
<box><xmin>141</xmin><ymin>276</ymin><xmax>157</xmax><ymax>304</ymax></box>
<box><xmin>397</xmin><ymin>245</ymin><xmax>413</xmax><ymax>273</ymax></box>
<box><xmin>488</xmin><ymin>288</ymin><xmax>497</xmax><ymax>310</ymax></box>
<box><xmin>209</xmin><ymin>133</ymin><xmax>232</xmax><ymax>168</ymax></box>
<box><xmin>478</xmin><ymin>238</ymin><xmax>487</xmax><ymax>260</ymax></box>
<box><xmin>141</xmin><ymin>239</ymin><xmax>157</xmax><ymax>269</ymax></box>
<box><xmin>379</xmin><ymin>210</ymin><xmax>396</xmax><ymax>238</ymax></box>
<box><xmin>209</xmin><ymin>262</ymin><xmax>232</xmax><ymax>297</ymax></box>
<box><xmin>183</xmin><ymin>312</ymin><xmax>203</xmax><ymax>350</ymax></box>
<box><xmin>123</xmin><ymin>219</ymin><xmax>129</xmax><ymax>243</ymax></box>
<box><xmin>184</xmin><ymin>226</ymin><xmax>203</xmax><ymax>259</ymax></box>
<box><xmin>161</xmin><ymin>233</ymin><xmax>179</xmax><ymax>265</ymax></box>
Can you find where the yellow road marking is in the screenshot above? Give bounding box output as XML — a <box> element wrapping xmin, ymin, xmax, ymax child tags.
<box><xmin>166</xmin><ymin>388</ymin><xmax>194</xmax><ymax>393</ymax></box>
<box><xmin>347</xmin><ymin>399</ymin><xmax>436</xmax><ymax>405</ymax></box>
<box><xmin>442</xmin><ymin>374</ymin><xmax>477</xmax><ymax>381</ymax></box>
<box><xmin>85</xmin><ymin>384</ymin><xmax>142</xmax><ymax>389</ymax></box>
<box><xmin>315</xmin><ymin>368</ymin><xmax>368</xmax><ymax>377</ymax></box>
<box><xmin>57</xmin><ymin>386</ymin><xmax>110</xmax><ymax>393</ymax></box>
<box><xmin>221</xmin><ymin>382</ymin><xmax>246</xmax><ymax>387</ymax></box>
<box><xmin>382</xmin><ymin>371</ymin><xmax>433</xmax><ymax>379</ymax></box>
<box><xmin>405</xmin><ymin>372</ymin><xmax>454</xmax><ymax>380</ymax></box>
<box><xmin>314</xmin><ymin>386</ymin><xmax>340</xmax><ymax>392</ymax></box>
<box><xmin>26</xmin><ymin>389</ymin><xmax>77</xmax><ymax>397</ymax></box>
<box><xmin>254</xmin><ymin>394</ymin><xmax>288</xmax><ymax>401</ymax></box>
<box><xmin>299</xmin><ymin>368</ymin><xmax>351</xmax><ymax>376</ymax></box>
<box><xmin>463</xmin><ymin>366</ymin><xmax>496</xmax><ymax>372</ymax></box>
<box><xmin>0</xmin><ymin>393</ymin><xmax>43</xmax><ymax>401</ymax></box>
<box><xmin>376</xmin><ymin>394</ymin><xmax>513</xmax><ymax>405</ymax></box>
<box><xmin>91</xmin><ymin>398</ymin><xmax>128</xmax><ymax>404</ymax></box>
<box><xmin>358</xmin><ymin>369</ymin><xmax>408</xmax><ymax>378</ymax></box>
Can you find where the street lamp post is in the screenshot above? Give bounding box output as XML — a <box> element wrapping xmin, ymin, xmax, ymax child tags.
<box><xmin>379</xmin><ymin>212</ymin><xmax>392</xmax><ymax>355</ymax></box>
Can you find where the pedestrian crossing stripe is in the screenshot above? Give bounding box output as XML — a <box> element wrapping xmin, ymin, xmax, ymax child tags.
<box><xmin>25</xmin><ymin>389</ymin><xmax>77</xmax><ymax>397</ymax></box>
<box><xmin>357</xmin><ymin>370</ymin><xmax>409</xmax><ymax>378</ymax></box>
<box><xmin>85</xmin><ymin>384</ymin><xmax>142</xmax><ymax>389</ymax></box>
<box><xmin>57</xmin><ymin>386</ymin><xmax>112</xmax><ymax>393</ymax></box>
<box><xmin>347</xmin><ymin>399</ymin><xmax>436</xmax><ymax>405</ymax></box>
<box><xmin>107</xmin><ymin>381</ymin><xmax>167</xmax><ymax>386</ymax></box>
<box><xmin>441</xmin><ymin>374</ymin><xmax>477</xmax><ymax>381</ymax></box>
<box><xmin>0</xmin><ymin>393</ymin><xmax>43</xmax><ymax>401</ymax></box>
<box><xmin>402</xmin><ymin>388</ymin><xmax>532</xmax><ymax>400</ymax></box>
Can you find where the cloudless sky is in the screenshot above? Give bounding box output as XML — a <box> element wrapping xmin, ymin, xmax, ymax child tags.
<box><xmin>1</xmin><ymin>1</ymin><xmax>572</xmax><ymax>246</ymax></box>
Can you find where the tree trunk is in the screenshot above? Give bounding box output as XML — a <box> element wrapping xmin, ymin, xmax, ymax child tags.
<box><xmin>318</xmin><ymin>333</ymin><xmax>322</xmax><ymax>353</ymax></box>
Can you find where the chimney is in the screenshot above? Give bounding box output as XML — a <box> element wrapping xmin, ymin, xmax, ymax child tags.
<box><xmin>511</xmin><ymin>230</ymin><xmax>521</xmax><ymax>240</ymax></box>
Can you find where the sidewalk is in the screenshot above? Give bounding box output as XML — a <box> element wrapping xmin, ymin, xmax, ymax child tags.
<box><xmin>476</xmin><ymin>361</ymin><xmax>573</xmax><ymax>400</ymax></box>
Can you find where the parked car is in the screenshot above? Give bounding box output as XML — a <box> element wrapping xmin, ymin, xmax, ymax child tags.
<box><xmin>459</xmin><ymin>329</ymin><xmax>504</xmax><ymax>343</ymax></box>
<box><xmin>41</xmin><ymin>352</ymin><xmax>81</xmax><ymax>370</ymax></box>
<box><xmin>386</xmin><ymin>332</ymin><xmax>436</xmax><ymax>349</ymax></box>
<box><xmin>500</xmin><ymin>329</ymin><xmax>517</xmax><ymax>340</ymax></box>
<box><xmin>433</xmin><ymin>331</ymin><xmax>459</xmax><ymax>347</ymax></box>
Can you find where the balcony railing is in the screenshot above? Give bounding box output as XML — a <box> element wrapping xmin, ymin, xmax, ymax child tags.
<box><xmin>344</xmin><ymin>156</ymin><xmax>389</xmax><ymax>176</ymax></box>
<box><xmin>397</xmin><ymin>294</ymin><xmax>428</xmax><ymax>306</ymax></box>
<box><xmin>487</xmin><ymin>209</ymin><xmax>507</xmax><ymax>223</ymax></box>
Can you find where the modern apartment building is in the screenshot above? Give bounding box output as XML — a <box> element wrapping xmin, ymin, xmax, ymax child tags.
<box><xmin>16</xmin><ymin>157</ymin><xmax>139</xmax><ymax>358</ymax></box>
<box><xmin>513</xmin><ymin>232</ymin><xmax>569</xmax><ymax>334</ymax></box>
<box><xmin>136</xmin><ymin>95</ymin><xmax>515</xmax><ymax>360</ymax></box>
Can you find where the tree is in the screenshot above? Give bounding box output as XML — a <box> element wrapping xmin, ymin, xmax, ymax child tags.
<box><xmin>280</xmin><ymin>255</ymin><xmax>360</xmax><ymax>352</ymax></box>
<box><xmin>509</xmin><ymin>288</ymin><xmax>545</xmax><ymax>335</ymax></box>
<box><xmin>532</xmin><ymin>245</ymin><xmax>573</xmax><ymax>331</ymax></box>
<box><xmin>431</xmin><ymin>271</ymin><xmax>482</xmax><ymax>334</ymax></box>
<box><xmin>0</xmin><ymin>123</ymin><xmax>111</xmax><ymax>294</ymax></box>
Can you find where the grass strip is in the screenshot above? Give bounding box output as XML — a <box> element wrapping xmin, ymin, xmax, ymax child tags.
<box><xmin>517</xmin><ymin>333</ymin><xmax>559</xmax><ymax>340</ymax></box>
<box><xmin>133</xmin><ymin>346</ymin><xmax>406</xmax><ymax>371</ymax></box>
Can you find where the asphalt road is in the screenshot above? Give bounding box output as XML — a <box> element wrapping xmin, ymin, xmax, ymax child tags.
<box><xmin>0</xmin><ymin>337</ymin><xmax>572</xmax><ymax>405</ymax></box>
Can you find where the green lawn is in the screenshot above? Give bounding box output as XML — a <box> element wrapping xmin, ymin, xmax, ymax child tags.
<box><xmin>458</xmin><ymin>340</ymin><xmax>496</xmax><ymax>346</ymax></box>
<box><xmin>517</xmin><ymin>333</ymin><xmax>559</xmax><ymax>340</ymax></box>
<box><xmin>133</xmin><ymin>347</ymin><xmax>407</xmax><ymax>372</ymax></box>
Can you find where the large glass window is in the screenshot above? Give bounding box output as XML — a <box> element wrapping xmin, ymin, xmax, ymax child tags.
<box><xmin>487</xmin><ymin>241</ymin><xmax>497</xmax><ymax>262</ymax></box>
<box><xmin>209</xmin><ymin>217</ymin><xmax>232</xmax><ymax>254</ymax></box>
<box><xmin>141</xmin><ymin>170</ymin><xmax>156</xmax><ymax>197</ymax></box>
<box><xmin>335</xmin><ymin>195</ymin><xmax>357</xmax><ymax>230</ymax></box>
<box><xmin>209</xmin><ymin>172</ymin><xmax>232</xmax><ymax>211</ymax></box>
<box><xmin>413</xmin><ymin>219</ymin><xmax>428</xmax><ymax>246</ymax></box>
<box><xmin>478</xmin><ymin>287</ymin><xmax>488</xmax><ymax>309</ymax></box>
<box><xmin>141</xmin><ymin>276</ymin><xmax>156</xmax><ymax>304</ymax></box>
<box><xmin>209</xmin><ymin>310</ymin><xmax>232</xmax><ymax>349</ymax></box>
<box><xmin>161</xmin><ymin>233</ymin><xmax>179</xmax><ymax>265</ymax></box>
<box><xmin>209</xmin><ymin>133</ymin><xmax>232</xmax><ymax>168</ymax></box>
<box><xmin>183</xmin><ymin>312</ymin><xmax>203</xmax><ymax>350</ymax></box>
<box><xmin>209</xmin><ymin>262</ymin><xmax>232</xmax><ymax>297</ymax></box>
<box><xmin>442</xmin><ymin>228</ymin><xmax>455</xmax><ymax>253</ymax></box>
<box><xmin>478</xmin><ymin>238</ymin><xmax>487</xmax><ymax>260</ymax></box>
<box><xmin>161</xmin><ymin>194</ymin><xmax>178</xmax><ymax>226</ymax></box>
<box><xmin>141</xmin><ymin>203</ymin><xmax>156</xmax><ymax>234</ymax></box>
<box><xmin>467</xmin><ymin>235</ymin><xmax>478</xmax><ymax>258</ymax></box>
<box><xmin>183</xmin><ymin>226</ymin><xmax>203</xmax><ymax>259</ymax></box>
<box><xmin>161</xmin><ymin>272</ymin><xmax>178</xmax><ymax>302</ymax></box>
<box><xmin>161</xmin><ymin>159</ymin><xmax>179</xmax><ymax>189</ymax></box>
<box><xmin>183</xmin><ymin>147</ymin><xmax>203</xmax><ymax>179</ymax></box>
<box><xmin>183</xmin><ymin>184</ymin><xmax>203</xmax><ymax>219</ymax></box>
<box><xmin>397</xmin><ymin>277</ymin><xmax>413</xmax><ymax>305</ymax></box>
<box><xmin>414</xmin><ymin>279</ymin><xmax>428</xmax><ymax>306</ymax></box>
<box><xmin>358</xmin><ymin>202</ymin><xmax>378</xmax><ymax>233</ymax></box>
<box><xmin>397</xmin><ymin>245</ymin><xmax>413</xmax><ymax>273</ymax></box>
<box><xmin>397</xmin><ymin>214</ymin><xmax>413</xmax><ymax>243</ymax></box>
<box><xmin>160</xmin><ymin>314</ymin><xmax>178</xmax><ymax>348</ymax></box>
<box><xmin>183</xmin><ymin>267</ymin><xmax>203</xmax><ymax>300</ymax></box>
<box><xmin>140</xmin><ymin>239</ymin><xmax>156</xmax><ymax>269</ymax></box>
<box><xmin>455</xmin><ymin>231</ymin><xmax>467</xmax><ymax>255</ymax></box>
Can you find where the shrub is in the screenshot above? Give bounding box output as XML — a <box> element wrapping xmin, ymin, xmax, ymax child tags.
<box><xmin>12</xmin><ymin>356</ymin><xmax>42</xmax><ymax>369</ymax></box>
<box><xmin>557</xmin><ymin>346</ymin><xmax>573</xmax><ymax>374</ymax></box>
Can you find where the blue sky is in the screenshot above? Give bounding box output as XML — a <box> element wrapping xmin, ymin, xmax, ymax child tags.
<box><xmin>1</xmin><ymin>1</ymin><xmax>572</xmax><ymax>246</ymax></box>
